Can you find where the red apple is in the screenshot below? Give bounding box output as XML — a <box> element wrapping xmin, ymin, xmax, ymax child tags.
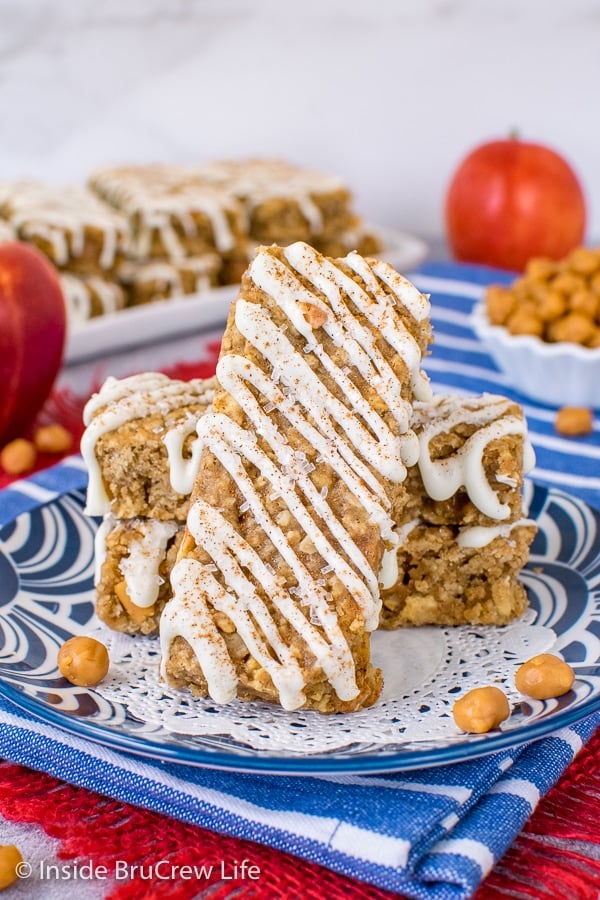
<box><xmin>0</xmin><ymin>242</ymin><xmax>66</xmax><ymax>447</ymax></box>
<box><xmin>445</xmin><ymin>135</ymin><xmax>587</xmax><ymax>271</ymax></box>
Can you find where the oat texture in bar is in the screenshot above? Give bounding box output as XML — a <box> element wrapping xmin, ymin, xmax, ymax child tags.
<box><xmin>380</xmin><ymin>393</ymin><xmax>537</xmax><ymax>628</ymax></box>
<box><xmin>160</xmin><ymin>241</ymin><xmax>432</xmax><ymax>712</ymax></box>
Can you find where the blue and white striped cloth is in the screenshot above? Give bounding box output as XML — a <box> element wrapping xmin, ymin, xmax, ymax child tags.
<box><xmin>0</xmin><ymin>261</ymin><xmax>599</xmax><ymax>899</ymax></box>
<box><xmin>0</xmin><ymin>691</ymin><xmax>597</xmax><ymax>899</ymax></box>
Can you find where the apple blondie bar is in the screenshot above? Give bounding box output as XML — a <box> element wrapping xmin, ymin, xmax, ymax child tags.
<box><xmin>60</xmin><ymin>273</ymin><xmax>127</xmax><ymax>323</ymax></box>
<box><xmin>95</xmin><ymin>516</ymin><xmax>183</xmax><ymax>635</ymax></box>
<box><xmin>82</xmin><ymin>372</ymin><xmax>217</xmax><ymax>522</ymax></box>
<box><xmin>196</xmin><ymin>158</ymin><xmax>378</xmax><ymax>253</ymax></box>
<box><xmin>160</xmin><ymin>242</ymin><xmax>432</xmax><ymax>712</ymax></box>
<box><xmin>403</xmin><ymin>393</ymin><xmax>536</xmax><ymax>526</ymax></box>
<box><xmin>380</xmin><ymin>393</ymin><xmax>537</xmax><ymax>628</ymax></box>
<box><xmin>1</xmin><ymin>182</ymin><xmax>130</xmax><ymax>276</ymax></box>
<box><xmin>85</xmin><ymin>381</ymin><xmax>536</xmax><ymax>639</ymax></box>
<box><xmin>88</xmin><ymin>165</ymin><xmax>249</xmax><ymax>280</ymax></box>
<box><xmin>117</xmin><ymin>254</ymin><xmax>221</xmax><ymax>306</ymax></box>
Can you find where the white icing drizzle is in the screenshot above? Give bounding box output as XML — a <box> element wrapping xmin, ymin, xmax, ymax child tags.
<box><xmin>163</xmin><ymin>243</ymin><xmax>431</xmax><ymax>707</ymax></box>
<box><xmin>201</xmin><ymin>412</ymin><xmax>379</xmax><ymax>620</ymax></box>
<box><xmin>120</xmin><ymin>255</ymin><xmax>220</xmax><ymax>297</ymax></box>
<box><xmin>162</xmin><ymin>413</ymin><xmax>208</xmax><ymax>496</ymax></box>
<box><xmin>118</xmin><ymin>520</ymin><xmax>179</xmax><ymax>608</ymax></box>
<box><xmin>61</xmin><ymin>274</ymin><xmax>92</xmax><ymax>323</ymax></box>
<box><xmin>523</xmin><ymin>439</ymin><xmax>537</xmax><ymax>475</ymax></box>
<box><xmin>197</xmin><ymin>158</ymin><xmax>345</xmax><ymax>236</ymax></box>
<box><xmin>413</xmin><ymin>393</ymin><xmax>533</xmax><ymax>521</ymax></box>
<box><xmin>162</xmin><ymin>498</ymin><xmax>360</xmax><ymax>710</ymax></box>
<box><xmin>379</xmin><ymin>544</ymin><xmax>401</xmax><ymax>590</ymax></box>
<box><xmin>457</xmin><ymin>518</ymin><xmax>536</xmax><ymax>549</ymax></box>
<box><xmin>93</xmin><ymin>516</ymin><xmax>113</xmax><ymax>586</ymax></box>
<box><xmin>379</xmin><ymin>518</ymin><xmax>421</xmax><ymax>589</ymax></box>
<box><xmin>89</xmin><ymin>166</ymin><xmax>242</xmax><ymax>260</ymax></box>
<box><xmin>81</xmin><ymin>373</ymin><xmax>215</xmax><ymax>515</ymax></box>
<box><xmin>161</xmin><ymin>560</ymin><xmax>239</xmax><ymax>705</ymax></box>
<box><xmin>4</xmin><ymin>182</ymin><xmax>128</xmax><ymax>269</ymax></box>
<box><xmin>60</xmin><ymin>273</ymin><xmax>125</xmax><ymax>323</ymax></box>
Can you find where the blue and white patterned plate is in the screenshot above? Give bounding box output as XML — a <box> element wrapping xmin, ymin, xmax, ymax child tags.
<box><xmin>0</xmin><ymin>481</ymin><xmax>599</xmax><ymax>774</ymax></box>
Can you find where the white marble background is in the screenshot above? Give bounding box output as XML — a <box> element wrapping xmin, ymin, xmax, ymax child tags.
<box><xmin>0</xmin><ymin>0</ymin><xmax>599</xmax><ymax>243</ymax></box>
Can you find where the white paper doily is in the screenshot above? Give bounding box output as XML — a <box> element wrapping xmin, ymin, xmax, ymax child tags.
<box><xmin>93</xmin><ymin>612</ymin><xmax>555</xmax><ymax>754</ymax></box>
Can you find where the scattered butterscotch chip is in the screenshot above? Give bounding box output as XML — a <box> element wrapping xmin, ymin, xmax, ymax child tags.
<box><xmin>34</xmin><ymin>423</ymin><xmax>73</xmax><ymax>454</ymax></box>
<box><xmin>555</xmin><ymin>406</ymin><xmax>593</xmax><ymax>437</ymax></box>
<box><xmin>0</xmin><ymin>844</ymin><xmax>23</xmax><ymax>890</ymax></box>
<box><xmin>0</xmin><ymin>438</ymin><xmax>36</xmax><ymax>475</ymax></box>
<box><xmin>452</xmin><ymin>686</ymin><xmax>510</xmax><ymax>734</ymax></box>
<box><xmin>57</xmin><ymin>635</ymin><xmax>110</xmax><ymax>687</ymax></box>
<box><xmin>515</xmin><ymin>653</ymin><xmax>574</xmax><ymax>700</ymax></box>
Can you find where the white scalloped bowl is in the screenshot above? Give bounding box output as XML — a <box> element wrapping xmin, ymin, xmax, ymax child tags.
<box><xmin>471</xmin><ymin>303</ymin><xmax>600</xmax><ymax>409</ymax></box>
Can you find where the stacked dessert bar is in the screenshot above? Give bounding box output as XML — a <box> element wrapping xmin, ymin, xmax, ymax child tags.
<box><xmin>382</xmin><ymin>394</ymin><xmax>537</xmax><ymax>627</ymax></box>
<box><xmin>0</xmin><ymin>160</ymin><xmax>383</xmax><ymax>323</ymax></box>
<box><xmin>83</xmin><ymin>372</ymin><xmax>216</xmax><ymax>635</ymax></box>
<box><xmin>0</xmin><ymin>181</ymin><xmax>129</xmax><ymax>321</ymax></box>
<box><xmin>82</xmin><ymin>243</ymin><xmax>536</xmax><ymax>712</ymax></box>
<box><xmin>89</xmin><ymin>164</ymin><xmax>249</xmax><ymax>297</ymax></box>
<box><xmin>195</xmin><ymin>158</ymin><xmax>382</xmax><ymax>259</ymax></box>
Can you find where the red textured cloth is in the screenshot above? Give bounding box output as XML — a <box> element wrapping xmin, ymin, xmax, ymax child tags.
<box><xmin>1</xmin><ymin>730</ymin><xmax>600</xmax><ymax>898</ymax></box>
<box><xmin>2</xmin><ymin>357</ymin><xmax>600</xmax><ymax>898</ymax></box>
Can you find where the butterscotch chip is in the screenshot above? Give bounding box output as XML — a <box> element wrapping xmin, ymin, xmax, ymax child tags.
<box><xmin>0</xmin><ymin>844</ymin><xmax>23</xmax><ymax>890</ymax></box>
<box><xmin>485</xmin><ymin>285</ymin><xmax>516</xmax><ymax>325</ymax></box>
<box><xmin>587</xmin><ymin>329</ymin><xmax>600</xmax><ymax>348</ymax></box>
<box><xmin>34</xmin><ymin>423</ymin><xmax>73</xmax><ymax>454</ymax></box>
<box><xmin>555</xmin><ymin>406</ymin><xmax>593</xmax><ymax>437</ymax></box>
<box><xmin>547</xmin><ymin>312</ymin><xmax>596</xmax><ymax>345</ymax></box>
<box><xmin>0</xmin><ymin>438</ymin><xmax>36</xmax><ymax>475</ymax></box>
<box><xmin>569</xmin><ymin>290</ymin><xmax>598</xmax><ymax>319</ymax></box>
<box><xmin>537</xmin><ymin>290</ymin><xmax>567</xmax><ymax>322</ymax></box>
<box><xmin>525</xmin><ymin>257</ymin><xmax>559</xmax><ymax>281</ymax></box>
<box><xmin>552</xmin><ymin>272</ymin><xmax>587</xmax><ymax>296</ymax></box>
<box><xmin>57</xmin><ymin>635</ymin><xmax>109</xmax><ymax>686</ymax></box>
<box><xmin>567</xmin><ymin>246</ymin><xmax>600</xmax><ymax>275</ymax></box>
<box><xmin>506</xmin><ymin>308</ymin><xmax>544</xmax><ymax>337</ymax></box>
<box><xmin>589</xmin><ymin>271</ymin><xmax>600</xmax><ymax>297</ymax></box>
<box><xmin>515</xmin><ymin>653</ymin><xmax>574</xmax><ymax>699</ymax></box>
<box><xmin>452</xmin><ymin>686</ymin><xmax>510</xmax><ymax>734</ymax></box>
<box><xmin>511</xmin><ymin>278</ymin><xmax>531</xmax><ymax>302</ymax></box>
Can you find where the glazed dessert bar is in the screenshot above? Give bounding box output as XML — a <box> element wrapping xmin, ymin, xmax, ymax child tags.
<box><xmin>380</xmin><ymin>519</ymin><xmax>536</xmax><ymax>628</ymax></box>
<box><xmin>84</xmin><ymin>380</ymin><xmax>536</xmax><ymax>639</ymax></box>
<box><xmin>197</xmin><ymin>158</ymin><xmax>379</xmax><ymax>253</ymax></box>
<box><xmin>160</xmin><ymin>241</ymin><xmax>432</xmax><ymax>712</ymax></box>
<box><xmin>89</xmin><ymin>165</ymin><xmax>249</xmax><ymax>280</ymax></box>
<box><xmin>0</xmin><ymin>181</ymin><xmax>130</xmax><ymax>276</ymax></box>
<box><xmin>95</xmin><ymin>516</ymin><xmax>183</xmax><ymax>635</ymax></box>
<box><xmin>117</xmin><ymin>254</ymin><xmax>221</xmax><ymax>306</ymax></box>
<box><xmin>60</xmin><ymin>273</ymin><xmax>127</xmax><ymax>323</ymax></box>
<box><xmin>380</xmin><ymin>393</ymin><xmax>537</xmax><ymax>629</ymax></box>
<box><xmin>84</xmin><ymin>372</ymin><xmax>215</xmax><ymax>635</ymax></box>
<box><xmin>316</xmin><ymin>227</ymin><xmax>383</xmax><ymax>260</ymax></box>
<box><xmin>82</xmin><ymin>372</ymin><xmax>217</xmax><ymax>522</ymax></box>
<box><xmin>403</xmin><ymin>393</ymin><xmax>536</xmax><ymax>527</ymax></box>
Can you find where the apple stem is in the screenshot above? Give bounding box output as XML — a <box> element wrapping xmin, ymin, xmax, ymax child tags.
<box><xmin>509</xmin><ymin>128</ymin><xmax>520</xmax><ymax>141</ymax></box>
